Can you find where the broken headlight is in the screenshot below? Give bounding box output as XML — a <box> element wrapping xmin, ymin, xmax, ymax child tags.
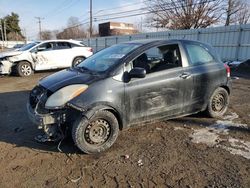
<box><xmin>45</xmin><ymin>84</ymin><xmax>88</xmax><ymax>109</ymax></box>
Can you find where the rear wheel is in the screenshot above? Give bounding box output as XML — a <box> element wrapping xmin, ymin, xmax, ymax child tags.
<box><xmin>206</xmin><ymin>87</ymin><xmax>229</xmax><ymax>118</ymax></box>
<box><xmin>72</xmin><ymin>110</ymin><xmax>119</xmax><ymax>154</ymax></box>
<box><xmin>72</xmin><ymin>56</ymin><xmax>85</xmax><ymax>67</ymax></box>
<box><xmin>16</xmin><ymin>61</ymin><xmax>33</xmax><ymax>77</ymax></box>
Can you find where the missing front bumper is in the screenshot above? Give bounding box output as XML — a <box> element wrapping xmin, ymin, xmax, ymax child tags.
<box><xmin>27</xmin><ymin>103</ymin><xmax>66</xmax><ymax>142</ymax></box>
<box><xmin>0</xmin><ymin>60</ymin><xmax>12</xmax><ymax>74</ymax></box>
<box><xmin>26</xmin><ymin>103</ymin><xmax>66</xmax><ymax>127</ymax></box>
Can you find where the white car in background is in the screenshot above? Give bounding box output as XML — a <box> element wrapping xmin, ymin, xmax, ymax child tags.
<box><xmin>0</xmin><ymin>40</ymin><xmax>93</xmax><ymax>76</ymax></box>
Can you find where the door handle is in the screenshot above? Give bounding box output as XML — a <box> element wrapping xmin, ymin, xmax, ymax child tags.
<box><xmin>179</xmin><ymin>72</ymin><xmax>192</xmax><ymax>79</ymax></box>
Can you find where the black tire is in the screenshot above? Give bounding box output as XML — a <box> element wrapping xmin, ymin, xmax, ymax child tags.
<box><xmin>16</xmin><ymin>61</ymin><xmax>33</xmax><ymax>77</ymax></box>
<box><xmin>72</xmin><ymin>56</ymin><xmax>85</xmax><ymax>67</ymax></box>
<box><xmin>206</xmin><ymin>87</ymin><xmax>229</xmax><ymax>118</ymax></box>
<box><xmin>72</xmin><ymin>110</ymin><xmax>119</xmax><ymax>154</ymax></box>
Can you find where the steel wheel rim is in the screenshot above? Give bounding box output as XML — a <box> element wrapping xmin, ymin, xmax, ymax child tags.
<box><xmin>21</xmin><ymin>64</ymin><xmax>32</xmax><ymax>76</ymax></box>
<box><xmin>212</xmin><ymin>93</ymin><xmax>226</xmax><ymax>112</ymax></box>
<box><xmin>84</xmin><ymin>119</ymin><xmax>111</xmax><ymax>145</ymax></box>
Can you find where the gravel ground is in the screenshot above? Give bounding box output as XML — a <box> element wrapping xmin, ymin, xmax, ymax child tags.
<box><xmin>0</xmin><ymin>70</ymin><xmax>249</xmax><ymax>188</ymax></box>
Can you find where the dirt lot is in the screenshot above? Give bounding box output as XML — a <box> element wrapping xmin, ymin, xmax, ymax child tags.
<box><xmin>0</xmin><ymin>70</ymin><xmax>249</xmax><ymax>188</ymax></box>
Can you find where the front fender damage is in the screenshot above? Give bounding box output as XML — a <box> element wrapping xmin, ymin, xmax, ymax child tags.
<box><xmin>0</xmin><ymin>60</ymin><xmax>13</xmax><ymax>74</ymax></box>
<box><xmin>27</xmin><ymin>98</ymin><xmax>84</xmax><ymax>143</ymax></box>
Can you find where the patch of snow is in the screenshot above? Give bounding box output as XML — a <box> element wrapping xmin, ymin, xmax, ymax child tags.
<box><xmin>226</xmin><ymin>61</ymin><xmax>242</xmax><ymax>67</ymax></box>
<box><xmin>220</xmin><ymin>138</ymin><xmax>250</xmax><ymax>159</ymax></box>
<box><xmin>223</xmin><ymin>112</ymin><xmax>239</xmax><ymax>121</ymax></box>
<box><xmin>190</xmin><ymin>128</ymin><xmax>221</xmax><ymax>146</ymax></box>
<box><xmin>189</xmin><ymin>112</ymin><xmax>250</xmax><ymax>159</ymax></box>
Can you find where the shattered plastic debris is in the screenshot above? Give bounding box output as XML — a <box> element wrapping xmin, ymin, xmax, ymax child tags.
<box><xmin>122</xmin><ymin>154</ymin><xmax>129</xmax><ymax>160</ymax></box>
<box><xmin>138</xmin><ymin>159</ymin><xmax>143</xmax><ymax>166</ymax></box>
<box><xmin>69</xmin><ymin>176</ymin><xmax>82</xmax><ymax>183</ymax></box>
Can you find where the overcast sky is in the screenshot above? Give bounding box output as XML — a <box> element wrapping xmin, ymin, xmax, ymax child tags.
<box><xmin>0</xmin><ymin>0</ymin><xmax>144</xmax><ymax>40</ymax></box>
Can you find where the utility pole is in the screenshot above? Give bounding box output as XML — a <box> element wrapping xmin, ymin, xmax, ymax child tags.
<box><xmin>3</xmin><ymin>20</ymin><xmax>7</xmax><ymax>43</ymax></box>
<box><xmin>0</xmin><ymin>20</ymin><xmax>4</xmax><ymax>50</ymax></box>
<box><xmin>35</xmin><ymin>17</ymin><xmax>44</xmax><ymax>40</ymax></box>
<box><xmin>22</xmin><ymin>28</ymin><xmax>27</xmax><ymax>43</ymax></box>
<box><xmin>89</xmin><ymin>0</ymin><xmax>93</xmax><ymax>38</ymax></box>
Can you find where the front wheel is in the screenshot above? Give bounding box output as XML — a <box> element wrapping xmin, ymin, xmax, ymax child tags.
<box><xmin>16</xmin><ymin>61</ymin><xmax>33</xmax><ymax>77</ymax></box>
<box><xmin>206</xmin><ymin>87</ymin><xmax>229</xmax><ymax>118</ymax></box>
<box><xmin>72</xmin><ymin>110</ymin><xmax>119</xmax><ymax>154</ymax></box>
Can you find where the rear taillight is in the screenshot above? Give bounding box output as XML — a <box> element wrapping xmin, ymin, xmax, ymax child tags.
<box><xmin>87</xmin><ymin>48</ymin><xmax>93</xmax><ymax>53</ymax></box>
<box><xmin>224</xmin><ymin>64</ymin><xmax>230</xmax><ymax>77</ymax></box>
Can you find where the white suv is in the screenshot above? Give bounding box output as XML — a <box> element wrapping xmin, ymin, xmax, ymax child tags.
<box><xmin>0</xmin><ymin>40</ymin><xmax>93</xmax><ymax>76</ymax></box>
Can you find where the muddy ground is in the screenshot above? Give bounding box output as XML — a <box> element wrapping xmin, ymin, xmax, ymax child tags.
<box><xmin>0</xmin><ymin>70</ymin><xmax>249</xmax><ymax>188</ymax></box>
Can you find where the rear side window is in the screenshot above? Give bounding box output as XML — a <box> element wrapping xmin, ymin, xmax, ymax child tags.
<box><xmin>54</xmin><ymin>42</ymin><xmax>71</xmax><ymax>50</ymax></box>
<box><xmin>185</xmin><ymin>43</ymin><xmax>214</xmax><ymax>66</ymax></box>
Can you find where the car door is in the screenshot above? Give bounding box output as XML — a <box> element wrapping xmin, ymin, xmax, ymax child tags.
<box><xmin>52</xmin><ymin>42</ymin><xmax>72</xmax><ymax>68</ymax></box>
<box><xmin>124</xmin><ymin>43</ymin><xmax>191</xmax><ymax>125</ymax></box>
<box><xmin>31</xmin><ymin>42</ymin><xmax>57</xmax><ymax>70</ymax></box>
<box><xmin>181</xmin><ymin>41</ymin><xmax>226</xmax><ymax>113</ymax></box>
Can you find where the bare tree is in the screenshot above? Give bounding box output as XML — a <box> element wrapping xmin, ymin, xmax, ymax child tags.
<box><xmin>224</xmin><ymin>0</ymin><xmax>250</xmax><ymax>25</ymax></box>
<box><xmin>40</xmin><ymin>30</ymin><xmax>53</xmax><ymax>40</ymax></box>
<box><xmin>146</xmin><ymin>0</ymin><xmax>223</xmax><ymax>30</ymax></box>
<box><xmin>237</xmin><ymin>6</ymin><xmax>250</xmax><ymax>24</ymax></box>
<box><xmin>224</xmin><ymin>0</ymin><xmax>241</xmax><ymax>25</ymax></box>
<box><xmin>56</xmin><ymin>17</ymin><xmax>87</xmax><ymax>39</ymax></box>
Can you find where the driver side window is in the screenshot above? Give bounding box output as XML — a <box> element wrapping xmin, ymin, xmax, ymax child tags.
<box><xmin>127</xmin><ymin>44</ymin><xmax>182</xmax><ymax>74</ymax></box>
<box><xmin>36</xmin><ymin>42</ymin><xmax>54</xmax><ymax>52</ymax></box>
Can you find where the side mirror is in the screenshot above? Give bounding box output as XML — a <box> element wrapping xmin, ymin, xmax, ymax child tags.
<box><xmin>129</xmin><ymin>67</ymin><xmax>146</xmax><ymax>78</ymax></box>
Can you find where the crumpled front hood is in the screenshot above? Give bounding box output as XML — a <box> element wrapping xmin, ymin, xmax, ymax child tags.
<box><xmin>39</xmin><ymin>68</ymin><xmax>101</xmax><ymax>92</ymax></box>
<box><xmin>0</xmin><ymin>51</ymin><xmax>23</xmax><ymax>58</ymax></box>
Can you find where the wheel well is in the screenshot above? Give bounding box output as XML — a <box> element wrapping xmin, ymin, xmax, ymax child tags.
<box><xmin>105</xmin><ymin>108</ymin><xmax>123</xmax><ymax>130</ymax></box>
<box><xmin>72</xmin><ymin>56</ymin><xmax>86</xmax><ymax>66</ymax></box>
<box><xmin>220</xmin><ymin>85</ymin><xmax>230</xmax><ymax>95</ymax></box>
<box><xmin>76</xmin><ymin>104</ymin><xmax>124</xmax><ymax>130</ymax></box>
<box><xmin>15</xmin><ymin>60</ymin><xmax>34</xmax><ymax>69</ymax></box>
<box><xmin>73</xmin><ymin>56</ymin><xmax>86</xmax><ymax>61</ymax></box>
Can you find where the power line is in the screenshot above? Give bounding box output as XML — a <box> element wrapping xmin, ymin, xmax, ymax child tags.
<box><xmin>58</xmin><ymin>0</ymin><xmax>217</xmax><ymax>33</ymax></box>
<box><xmin>91</xmin><ymin>0</ymin><xmax>146</xmax><ymax>13</ymax></box>
<box><xmin>93</xmin><ymin>0</ymin><xmax>217</xmax><ymax>19</ymax></box>
<box><xmin>44</xmin><ymin>0</ymin><xmax>79</xmax><ymax>18</ymax></box>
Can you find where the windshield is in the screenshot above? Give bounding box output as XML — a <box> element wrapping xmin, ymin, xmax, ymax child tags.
<box><xmin>77</xmin><ymin>43</ymin><xmax>141</xmax><ymax>72</ymax></box>
<box><xmin>18</xmin><ymin>42</ymin><xmax>40</xmax><ymax>51</ymax></box>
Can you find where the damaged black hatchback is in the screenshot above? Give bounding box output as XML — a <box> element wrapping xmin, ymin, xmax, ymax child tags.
<box><xmin>27</xmin><ymin>39</ymin><xmax>232</xmax><ymax>154</ymax></box>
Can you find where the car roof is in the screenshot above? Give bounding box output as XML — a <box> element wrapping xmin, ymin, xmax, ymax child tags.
<box><xmin>123</xmin><ymin>39</ymin><xmax>206</xmax><ymax>46</ymax></box>
<box><xmin>38</xmin><ymin>39</ymin><xmax>85</xmax><ymax>45</ymax></box>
